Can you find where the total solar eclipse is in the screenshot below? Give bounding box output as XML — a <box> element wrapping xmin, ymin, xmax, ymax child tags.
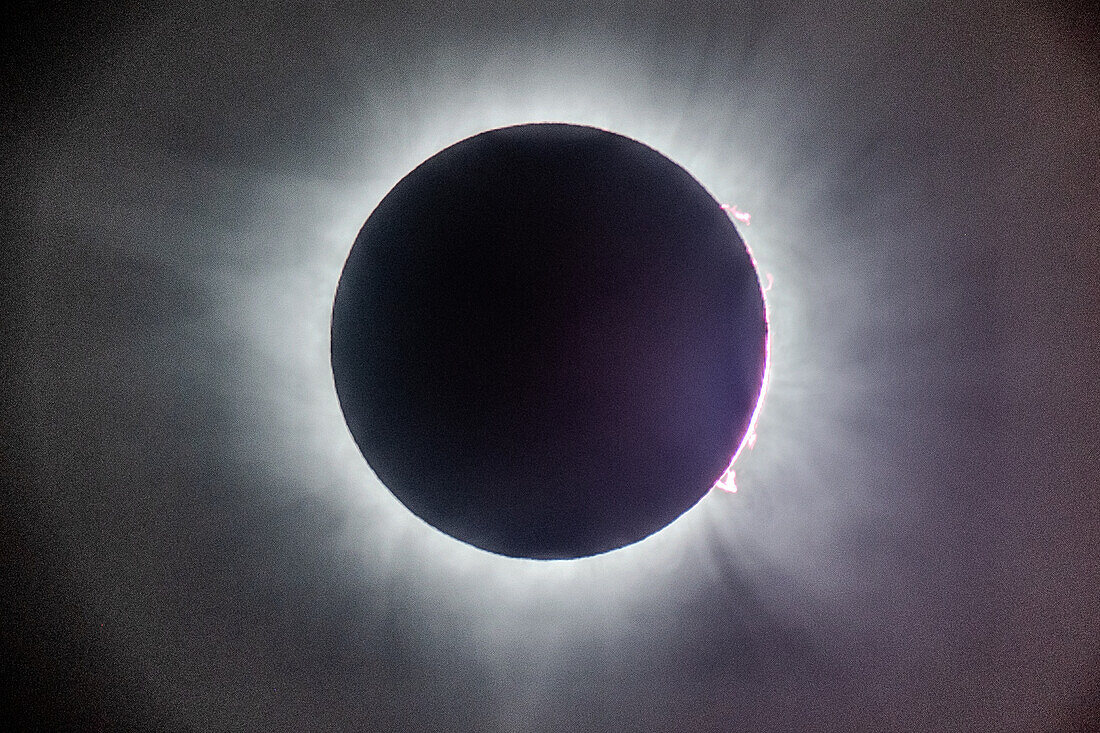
<box><xmin>332</xmin><ymin>123</ymin><xmax>767</xmax><ymax>559</ymax></box>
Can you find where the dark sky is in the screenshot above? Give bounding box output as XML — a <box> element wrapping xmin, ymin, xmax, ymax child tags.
<box><xmin>4</xmin><ymin>1</ymin><xmax>1099</xmax><ymax>731</ymax></box>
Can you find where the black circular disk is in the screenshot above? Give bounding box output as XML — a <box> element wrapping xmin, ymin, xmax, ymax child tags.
<box><xmin>332</xmin><ymin>123</ymin><xmax>767</xmax><ymax>559</ymax></box>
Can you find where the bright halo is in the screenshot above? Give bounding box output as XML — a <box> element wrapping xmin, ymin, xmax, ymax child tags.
<box><xmin>217</xmin><ymin>63</ymin><xmax>811</xmax><ymax>646</ymax></box>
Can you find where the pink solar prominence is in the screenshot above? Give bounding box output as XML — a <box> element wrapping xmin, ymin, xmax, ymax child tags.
<box><xmin>713</xmin><ymin>205</ymin><xmax>771</xmax><ymax>495</ymax></box>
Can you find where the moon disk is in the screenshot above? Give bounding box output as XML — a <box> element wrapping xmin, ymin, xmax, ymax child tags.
<box><xmin>331</xmin><ymin>123</ymin><xmax>767</xmax><ymax>559</ymax></box>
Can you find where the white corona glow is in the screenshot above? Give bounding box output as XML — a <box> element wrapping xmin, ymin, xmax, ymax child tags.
<box><xmin>216</xmin><ymin>59</ymin><xmax>819</xmax><ymax>647</ymax></box>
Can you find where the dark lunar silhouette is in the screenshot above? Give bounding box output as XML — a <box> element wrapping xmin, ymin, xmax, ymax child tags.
<box><xmin>332</xmin><ymin>123</ymin><xmax>767</xmax><ymax>559</ymax></box>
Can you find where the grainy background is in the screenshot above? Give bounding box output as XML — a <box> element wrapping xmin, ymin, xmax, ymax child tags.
<box><xmin>4</xmin><ymin>1</ymin><xmax>1098</xmax><ymax>730</ymax></box>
